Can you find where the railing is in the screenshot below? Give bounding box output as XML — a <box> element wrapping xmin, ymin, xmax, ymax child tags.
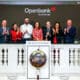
<box><xmin>0</xmin><ymin>42</ymin><xmax>80</xmax><ymax>80</ymax></box>
<box><xmin>0</xmin><ymin>44</ymin><xmax>26</xmax><ymax>80</ymax></box>
<box><xmin>51</xmin><ymin>44</ymin><xmax>80</xmax><ymax>75</ymax></box>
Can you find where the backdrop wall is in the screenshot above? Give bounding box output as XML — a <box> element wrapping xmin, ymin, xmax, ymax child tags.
<box><xmin>0</xmin><ymin>5</ymin><xmax>80</xmax><ymax>39</ymax></box>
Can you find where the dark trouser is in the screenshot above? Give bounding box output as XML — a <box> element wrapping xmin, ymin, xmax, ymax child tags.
<box><xmin>0</xmin><ymin>39</ymin><xmax>8</xmax><ymax>44</ymax></box>
<box><xmin>22</xmin><ymin>38</ymin><xmax>32</xmax><ymax>43</ymax></box>
<box><xmin>64</xmin><ymin>38</ymin><xmax>74</xmax><ymax>44</ymax></box>
<box><xmin>16</xmin><ymin>40</ymin><xmax>22</xmax><ymax>43</ymax></box>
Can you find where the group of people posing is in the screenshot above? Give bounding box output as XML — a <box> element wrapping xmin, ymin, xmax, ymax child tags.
<box><xmin>0</xmin><ymin>18</ymin><xmax>76</xmax><ymax>44</ymax></box>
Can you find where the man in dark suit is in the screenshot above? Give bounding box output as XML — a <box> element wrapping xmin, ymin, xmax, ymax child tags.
<box><xmin>64</xmin><ymin>19</ymin><xmax>76</xmax><ymax>43</ymax></box>
<box><xmin>0</xmin><ymin>20</ymin><xmax>10</xmax><ymax>43</ymax></box>
<box><xmin>42</xmin><ymin>21</ymin><xmax>53</xmax><ymax>42</ymax></box>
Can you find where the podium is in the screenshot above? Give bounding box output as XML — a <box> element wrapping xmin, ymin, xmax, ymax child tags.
<box><xmin>26</xmin><ymin>41</ymin><xmax>51</xmax><ymax>80</ymax></box>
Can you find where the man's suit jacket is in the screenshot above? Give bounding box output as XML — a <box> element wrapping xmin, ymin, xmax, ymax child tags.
<box><xmin>42</xmin><ymin>26</ymin><xmax>53</xmax><ymax>42</ymax></box>
<box><xmin>0</xmin><ymin>27</ymin><xmax>10</xmax><ymax>43</ymax></box>
<box><xmin>64</xmin><ymin>26</ymin><xmax>76</xmax><ymax>43</ymax></box>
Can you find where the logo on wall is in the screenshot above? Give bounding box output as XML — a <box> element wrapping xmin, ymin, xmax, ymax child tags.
<box><xmin>24</xmin><ymin>6</ymin><xmax>56</xmax><ymax>16</ymax></box>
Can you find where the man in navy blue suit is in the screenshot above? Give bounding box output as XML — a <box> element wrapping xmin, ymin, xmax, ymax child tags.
<box><xmin>0</xmin><ymin>20</ymin><xmax>10</xmax><ymax>43</ymax></box>
<box><xmin>64</xmin><ymin>19</ymin><xmax>76</xmax><ymax>43</ymax></box>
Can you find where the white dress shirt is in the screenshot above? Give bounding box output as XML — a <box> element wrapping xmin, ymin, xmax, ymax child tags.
<box><xmin>20</xmin><ymin>24</ymin><xmax>33</xmax><ymax>39</ymax></box>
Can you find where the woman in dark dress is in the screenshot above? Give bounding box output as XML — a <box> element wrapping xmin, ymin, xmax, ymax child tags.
<box><xmin>52</xmin><ymin>22</ymin><xmax>63</xmax><ymax>44</ymax></box>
